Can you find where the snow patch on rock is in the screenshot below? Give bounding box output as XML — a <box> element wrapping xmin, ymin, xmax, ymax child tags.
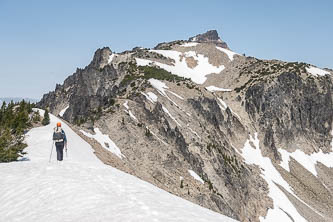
<box><xmin>123</xmin><ymin>101</ymin><xmax>129</xmax><ymax>109</ymax></box>
<box><xmin>162</xmin><ymin>106</ymin><xmax>181</xmax><ymax>127</ymax></box>
<box><xmin>123</xmin><ymin>101</ymin><xmax>138</xmax><ymax>121</ymax></box>
<box><xmin>306</xmin><ymin>66</ymin><xmax>330</xmax><ymax>77</ymax></box>
<box><xmin>241</xmin><ymin>133</ymin><xmax>307</xmax><ymax>222</ymax></box>
<box><xmin>181</xmin><ymin>42</ymin><xmax>199</xmax><ymax>47</ymax></box>
<box><xmin>59</xmin><ymin>106</ymin><xmax>69</xmax><ymax>117</ymax></box>
<box><xmin>147</xmin><ymin>92</ymin><xmax>158</xmax><ymax>102</ymax></box>
<box><xmin>138</xmin><ymin>50</ymin><xmax>224</xmax><ymax>84</ymax></box>
<box><xmin>216</xmin><ymin>47</ymin><xmax>239</xmax><ymax>61</ymax></box>
<box><xmin>279</xmin><ymin>148</ymin><xmax>333</xmax><ymax>176</ymax></box>
<box><xmin>216</xmin><ymin>98</ymin><xmax>240</xmax><ymax>120</ymax></box>
<box><xmin>217</xmin><ymin>98</ymin><xmax>228</xmax><ymax>111</ymax></box>
<box><xmin>188</xmin><ymin>170</ymin><xmax>204</xmax><ymax>184</ymax></box>
<box><xmin>141</xmin><ymin>92</ymin><xmax>158</xmax><ymax>104</ymax></box>
<box><xmin>206</xmin><ymin>86</ymin><xmax>232</xmax><ymax>92</ymax></box>
<box><xmin>108</xmin><ymin>53</ymin><xmax>118</xmax><ymax>64</ymax></box>
<box><xmin>168</xmin><ymin>90</ymin><xmax>184</xmax><ymax>100</ymax></box>
<box><xmin>148</xmin><ymin>79</ymin><xmax>169</xmax><ymax>96</ymax></box>
<box><xmin>81</xmin><ymin>128</ymin><xmax>124</xmax><ymax>159</ymax></box>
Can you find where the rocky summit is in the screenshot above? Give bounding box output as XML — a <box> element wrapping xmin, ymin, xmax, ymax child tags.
<box><xmin>39</xmin><ymin>30</ymin><xmax>333</xmax><ymax>222</ymax></box>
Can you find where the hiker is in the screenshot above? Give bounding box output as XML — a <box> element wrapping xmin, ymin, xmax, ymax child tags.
<box><xmin>53</xmin><ymin>122</ymin><xmax>67</xmax><ymax>161</ymax></box>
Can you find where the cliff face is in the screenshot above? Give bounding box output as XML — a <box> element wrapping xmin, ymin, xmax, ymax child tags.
<box><xmin>40</xmin><ymin>47</ymin><xmax>119</xmax><ymax>122</ymax></box>
<box><xmin>39</xmin><ymin>31</ymin><xmax>333</xmax><ymax>222</ymax></box>
<box><xmin>246</xmin><ymin>71</ymin><xmax>333</xmax><ymax>158</ymax></box>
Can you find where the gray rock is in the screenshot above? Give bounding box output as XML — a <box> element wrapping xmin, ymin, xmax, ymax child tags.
<box><xmin>188</xmin><ymin>30</ymin><xmax>229</xmax><ymax>49</ymax></box>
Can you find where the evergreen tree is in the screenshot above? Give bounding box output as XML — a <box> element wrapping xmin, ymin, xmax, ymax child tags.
<box><xmin>33</xmin><ymin>110</ymin><xmax>41</xmax><ymax>123</ymax></box>
<box><xmin>42</xmin><ymin>109</ymin><xmax>50</xmax><ymax>126</ymax></box>
<box><xmin>0</xmin><ymin>100</ymin><xmax>38</xmax><ymax>162</ymax></box>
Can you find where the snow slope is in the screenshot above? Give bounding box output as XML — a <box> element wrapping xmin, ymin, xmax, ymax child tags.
<box><xmin>0</xmin><ymin>111</ymin><xmax>236</xmax><ymax>222</ymax></box>
<box><xmin>240</xmin><ymin>133</ymin><xmax>306</xmax><ymax>222</ymax></box>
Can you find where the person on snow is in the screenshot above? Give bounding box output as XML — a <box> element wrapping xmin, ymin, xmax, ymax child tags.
<box><xmin>53</xmin><ymin>122</ymin><xmax>67</xmax><ymax>161</ymax></box>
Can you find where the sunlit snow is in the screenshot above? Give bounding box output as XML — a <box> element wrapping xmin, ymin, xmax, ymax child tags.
<box><xmin>217</xmin><ymin>98</ymin><xmax>228</xmax><ymax>110</ymax></box>
<box><xmin>80</xmin><ymin>128</ymin><xmax>124</xmax><ymax>159</ymax></box>
<box><xmin>162</xmin><ymin>106</ymin><xmax>181</xmax><ymax>127</ymax></box>
<box><xmin>0</xmin><ymin>112</ymin><xmax>236</xmax><ymax>222</ymax></box>
<box><xmin>168</xmin><ymin>90</ymin><xmax>184</xmax><ymax>100</ymax></box>
<box><xmin>148</xmin><ymin>79</ymin><xmax>168</xmax><ymax>96</ymax></box>
<box><xmin>59</xmin><ymin>105</ymin><xmax>69</xmax><ymax>117</ymax></box>
<box><xmin>136</xmin><ymin>50</ymin><xmax>225</xmax><ymax>84</ymax></box>
<box><xmin>123</xmin><ymin>101</ymin><xmax>138</xmax><ymax>121</ymax></box>
<box><xmin>141</xmin><ymin>92</ymin><xmax>158</xmax><ymax>104</ymax></box>
<box><xmin>188</xmin><ymin>170</ymin><xmax>204</xmax><ymax>184</ymax></box>
<box><xmin>108</xmin><ymin>53</ymin><xmax>118</xmax><ymax>64</ymax></box>
<box><xmin>181</xmin><ymin>42</ymin><xmax>199</xmax><ymax>47</ymax></box>
<box><xmin>216</xmin><ymin>47</ymin><xmax>239</xmax><ymax>61</ymax></box>
<box><xmin>241</xmin><ymin>133</ymin><xmax>307</xmax><ymax>222</ymax></box>
<box><xmin>279</xmin><ymin>148</ymin><xmax>333</xmax><ymax>176</ymax></box>
<box><xmin>306</xmin><ymin>66</ymin><xmax>330</xmax><ymax>77</ymax></box>
<box><xmin>206</xmin><ymin>86</ymin><xmax>232</xmax><ymax>92</ymax></box>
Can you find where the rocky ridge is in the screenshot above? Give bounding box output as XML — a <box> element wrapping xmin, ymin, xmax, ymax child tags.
<box><xmin>39</xmin><ymin>30</ymin><xmax>333</xmax><ymax>222</ymax></box>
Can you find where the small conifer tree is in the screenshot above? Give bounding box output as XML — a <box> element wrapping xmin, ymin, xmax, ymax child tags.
<box><xmin>42</xmin><ymin>109</ymin><xmax>50</xmax><ymax>126</ymax></box>
<box><xmin>33</xmin><ymin>110</ymin><xmax>41</xmax><ymax>123</ymax></box>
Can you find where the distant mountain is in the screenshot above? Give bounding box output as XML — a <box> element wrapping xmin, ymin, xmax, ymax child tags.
<box><xmin>0</xmin><ymin>97</ymin><xmax>38</xmax><ymax>104</ymax></box>
<box><xmin>39</xmin><ymin>30</ymin><xmax>333</xmax><ymax>222</ymax></box>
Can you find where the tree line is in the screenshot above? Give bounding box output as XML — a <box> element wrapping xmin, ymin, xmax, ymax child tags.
<box><xmin>0</xmin><ymin>100</ymin><xmax>50</xmax><ymax>162</ymax></box>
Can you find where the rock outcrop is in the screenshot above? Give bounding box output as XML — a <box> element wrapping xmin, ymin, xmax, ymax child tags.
<box><xmin>39</xmin><ymin>31</ymin><xmax>333</xmax><ymax>222</ymax></box>
<box><xmin>189</xmin><ymin>30</ymin><xmax>229</xmax><ymax>49</ymax></box>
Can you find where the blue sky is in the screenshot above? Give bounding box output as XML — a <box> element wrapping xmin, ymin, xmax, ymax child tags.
<box><xmin>0</xmin><ymin>0</ymin><xmax>332</xmax><ymax>99</ymax></box>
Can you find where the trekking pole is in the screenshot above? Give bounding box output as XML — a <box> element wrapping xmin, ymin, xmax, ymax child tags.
<box><xmin>49</xmin><ymin>141</ymin><xmax>54</xmax><ymax>163</ymax></box>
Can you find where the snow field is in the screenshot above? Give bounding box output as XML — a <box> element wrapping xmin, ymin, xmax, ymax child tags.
<box><xmin>0</xmin><ymin>110</ymin><xmax>237</xmax><ymax>222</ymax></box>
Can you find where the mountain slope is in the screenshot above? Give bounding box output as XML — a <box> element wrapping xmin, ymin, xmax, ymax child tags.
<box><xmin>0</xmin><ymin>110</ymin><xmax>236</xmax><ymax>222</ymax></box>
<box><xmin>38</xmin><ymin>30</ymin><xmax>333</xmax><ymax>221</ymax></box>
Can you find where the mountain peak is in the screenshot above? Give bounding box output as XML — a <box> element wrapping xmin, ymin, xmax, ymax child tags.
<box><xmin>89</xmin><ymin>47</ymin><xmax>112</xmax><ymax>69</ymax></box>
<box><xmin>189</xmin><ymin>30</ymin><xmax>229</xmax><ymax>49</ymax></box>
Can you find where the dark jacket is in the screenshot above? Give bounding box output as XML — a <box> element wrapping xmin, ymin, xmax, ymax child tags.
<box><xmin>53</xmin><ymin>127</ymin><xmax>67</xmax><ymax>143</ymax></box>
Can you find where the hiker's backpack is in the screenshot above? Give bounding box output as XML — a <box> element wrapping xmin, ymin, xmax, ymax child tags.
<box><xmin>53</xmin><ymin>127</ymin><xmax>65</xmax><ymax>142</ymax></box>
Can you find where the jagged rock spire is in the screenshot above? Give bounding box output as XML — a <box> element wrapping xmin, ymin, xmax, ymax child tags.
<box><xmin>189</xmin><ymin>30</ymin><xmax>229</xmax><ymax>49</ymax></box>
